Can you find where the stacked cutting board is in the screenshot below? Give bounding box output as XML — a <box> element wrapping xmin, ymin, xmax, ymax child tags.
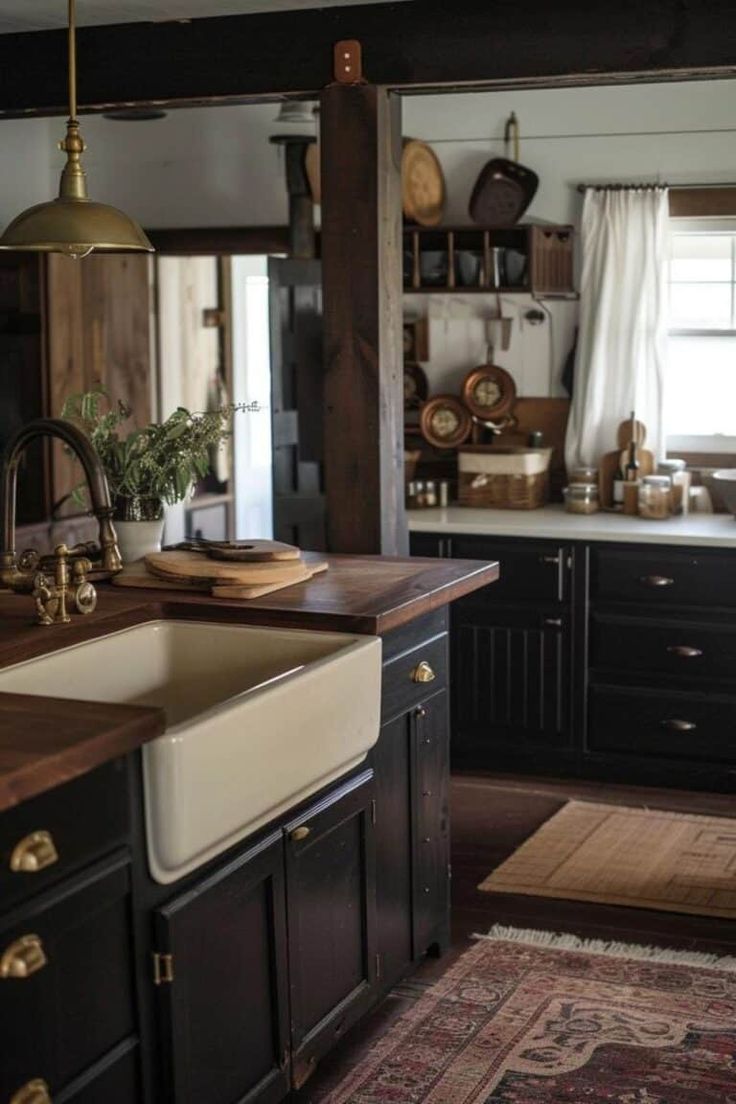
<box><xmin>112</xmin><ymin>540</ymin><xmax>328</xmax><ymax>599</ymax></box>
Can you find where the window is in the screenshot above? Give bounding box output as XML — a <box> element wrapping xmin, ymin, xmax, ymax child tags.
<box><xmin>667</xmin><ymin>219</ymin><xmax>736</xmax><ymax>452</ymax></box>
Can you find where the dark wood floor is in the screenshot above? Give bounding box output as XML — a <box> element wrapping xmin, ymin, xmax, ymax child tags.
<box><xmin>292</xmin><ymin>770</ymin><xmax>736</xmax><ymax>1101</ymax></box>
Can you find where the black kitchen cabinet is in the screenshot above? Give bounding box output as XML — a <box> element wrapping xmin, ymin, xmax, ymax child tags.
<box><xmin>411</xmin><ymin>688</ymin><xmax>451</xmax><ymax>958</ymax></box>
<box><xmin>153</xmin><ymin>833</ymin><xmax>290</xmax><ymax>1104</ymax></box>
<box><xmin>411</xmin><ymin>529</ymin><xmax>735</xmax><ymax>792</ymax></box>
<box><xmin>410</xmin><ymin>533</ymin><xmax>574</xmax><ymax>772</ymax></box>
<box><xmin>373</xmin><ymin>611</ymin><xmax>451</xmax><ymax>991</ymax></box>
<box><xmin>453</xmin><ymin>601</ymin><xmax>571</xmax><ymax>762</ymax></box>
<box><xmin>285</xmin><ymin>771</ymin><xmax>377</xmax><ymax>1090</ymax></box>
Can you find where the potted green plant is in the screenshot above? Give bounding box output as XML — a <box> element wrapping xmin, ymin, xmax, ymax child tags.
<box><xmin>62</xmin><ymin>389</ymin><xmax>242</xmax><ymax>563</ymax></box>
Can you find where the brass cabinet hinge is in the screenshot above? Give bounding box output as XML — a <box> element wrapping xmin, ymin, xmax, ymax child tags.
<box><xmin>152</xmin><ymin>952</ymin><xmax>174</xmax><ymax>986</ymax></box>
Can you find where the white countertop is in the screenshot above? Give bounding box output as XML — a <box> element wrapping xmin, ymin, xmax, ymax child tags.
<box><xmin>407</xmin><ymin>504</ymin><xmax>736</xmax><ymax>548</ymax></box>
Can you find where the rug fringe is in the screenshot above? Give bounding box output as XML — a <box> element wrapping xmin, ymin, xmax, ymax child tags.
<box><xmin>473</xmin><ymin>924</ymin><xmax>736</xmax><ymax>972</ymax></box>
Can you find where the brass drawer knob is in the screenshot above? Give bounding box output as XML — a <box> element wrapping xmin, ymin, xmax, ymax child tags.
<box><xmin>411</xmin><ymin>661</ymin><xmax>436</xmax><ymax>684</ymax></box>
<box><xmin>640</xmin><ymin>575</ymin><xmax>675</xmax><ymax>588</ymax></box>
<box><xmin>1</xmin><ymin>934</ymin><xmax>48</xmax><ymax>980</ymax></box>
<box><xmin>10</xmin><ymin>831</ymin><xmax>59</xmax><ymax>874</ymax></box>
<box><xmin>661</xmin><ymin>718</ymin><xmax>697</xmax><ymax>732</ymax></box>
<box><xmin>290</xmin><ymin>825</ymin><xmax>311</xmax><ymax>843</ymax></box>
<box><xmin>10</xmin><ymin>1081</ymin><xmax>52</xmax><ymax>1104</ymax></box>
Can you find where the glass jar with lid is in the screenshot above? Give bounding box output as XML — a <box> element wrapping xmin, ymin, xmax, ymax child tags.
<box><xmin>563</xmin><ymin>482</ymin><xmax>600</xmax><ymax>515</ymax></box>
<box><xmin>638</xmin><ymin>475</ymin><xmax>672</xmax><ymax>520</ymax></box>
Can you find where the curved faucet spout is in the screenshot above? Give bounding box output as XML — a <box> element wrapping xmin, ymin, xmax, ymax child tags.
<box><xmin>0</xmin><ymin>417</ymin><xmax>122</xmax><ymax>586</ymax></box>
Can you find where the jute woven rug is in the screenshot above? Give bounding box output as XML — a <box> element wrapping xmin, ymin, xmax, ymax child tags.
<box><xmin>479</xmin><ymin>800</ymin><xmax>736</xmax><ymax>919</ymax></box>
<box><xmin>320</xmin><ymin>927</ymin><xmax>736</xmax><ymax>1103</ymax></box>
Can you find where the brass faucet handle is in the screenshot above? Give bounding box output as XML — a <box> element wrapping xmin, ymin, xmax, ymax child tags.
<box><xmin>18</xmin><ymin>547</ymin><xmax>41</xmax><ymax>573</ymax></box>
<box><xmin>70</xmin><ymin>555</ymin><xmax>97</xmax><ymax>615</ymax></box>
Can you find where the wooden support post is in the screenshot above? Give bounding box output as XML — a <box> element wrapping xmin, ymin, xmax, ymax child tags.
<box><xmin>320</xmin><ymin>82</ymin><xmax>406</xmax><ymax>555</ymax></box>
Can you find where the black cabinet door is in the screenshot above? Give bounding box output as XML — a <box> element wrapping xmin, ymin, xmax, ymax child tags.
<box><xmin>452</xmin><ymin>600</ymin><xmax>571</xmax><ymax>764</ymax></box>
<box><xmin>153</xmin><ymin>833</ymin><xmax>290</xmax><ymax>1104</ymax></box>
<box><xmin>412</xmin><ymin>689</ymin><xmax>450</xmax><ymax>958</ymax></box>
<box><xmin>371</xmin><ymin>712</ymin><xmax>413</xmax><ymax>989</ymax></box>
<box><xmin>284</xmin><ymin>770</ymin><xmax>377</xmax><ymax>1091</ymax></box>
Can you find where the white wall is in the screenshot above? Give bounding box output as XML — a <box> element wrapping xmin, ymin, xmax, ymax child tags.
<box><xmin>401</xmin><ymin>78</ymin><xmax>736</xmax><ymax>398</ymax></box>
<box><xmin>2</xmin><ymin>77</ymin><xmax>735</xmax><ymax>403</ymax></box>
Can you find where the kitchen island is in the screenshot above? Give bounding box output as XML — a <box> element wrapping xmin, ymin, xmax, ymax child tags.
<box><xmin>0</xmin><ymin>551</ymin><xmax>497</xmax><ymax>1104</ymax></box>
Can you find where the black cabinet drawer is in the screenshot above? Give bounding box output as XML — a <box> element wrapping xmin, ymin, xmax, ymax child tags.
<box><xmin>7</xmin><ymin>1045</ymin><xmax>140</xmax><ymax>1104</ymax></box>
<box><xmin>592</xmin><ymin>546</ymin><xmax>736</xmax><ymax>609</ymax></box>
<box><xmin>592</xmin><ymin>614</ymin><xmax>736</xmax><ymax>682</ymax></box>
<box><xmin>451</xmin><ymin>536</ymin><xmax>568</xmax><ymax>603</ymax></box>
<box><xmin>589</xmin><ymin>685</ymin><xmax>736</xmax><ymax>763</ymax></box>
<box><xmin>381</xmin><ymin>633</ymin><xmax>448</xmax><ymax>724</ymax></box>
<box><xmin>0</xmin><ymin>857</ymin><xmax>136</xmax><ymax>1097</ymax></box>
<box><xmin>0</xmin><ymin>760</ymin><xmax>129</xmax><ymax>912</ymax></box>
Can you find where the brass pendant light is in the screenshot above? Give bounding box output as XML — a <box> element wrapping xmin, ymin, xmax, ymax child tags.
<box><xmin>0</xmin><ymin>0</ymin><xmax>153</xmax><ymax>258</ymax></box>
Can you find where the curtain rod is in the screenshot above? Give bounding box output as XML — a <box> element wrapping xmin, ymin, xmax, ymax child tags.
<box><xmin>577</xmin><ymin>182</ymin><xmax>736</xmax><ymax>193</ymax></box>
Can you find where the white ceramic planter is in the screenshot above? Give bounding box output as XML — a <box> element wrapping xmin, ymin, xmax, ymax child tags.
<box><xmin>114</xmin><ymin>518</ymin><xmax>165</xmax><ymax>565</ymax></box>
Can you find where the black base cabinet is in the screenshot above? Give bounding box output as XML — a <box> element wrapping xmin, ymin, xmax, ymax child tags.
<box><xmin>411</xmin><ymin>530</ymin><xmax>735</xmax><ymax>793</ymax></box>
<box><xmin>0</xmin><ymin>612</ymin><xmax>453</xmax><ymax>1104</ymax></box>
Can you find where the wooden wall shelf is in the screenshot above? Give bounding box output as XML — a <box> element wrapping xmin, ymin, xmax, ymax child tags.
<box><xmin>403</xmin><ymin>223</ymin><xmax>575</xmax><ymax>297</ymax></box>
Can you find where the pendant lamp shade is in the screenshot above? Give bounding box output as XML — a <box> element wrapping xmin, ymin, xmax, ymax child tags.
<box><xmin>0</xmin><ymin>1</ymin><xmax>153</xmax><ymax>258</ymax></box>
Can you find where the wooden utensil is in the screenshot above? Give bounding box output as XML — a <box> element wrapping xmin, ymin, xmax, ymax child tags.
<box><xmin>598</xmin><ymin>418</ymin><xmax>655</xmax><ymax>508</ymax></box>
<box><xmin>212</xmin><ymin>561</ymin><xmax>329</xmax><ymax>599</ymax></box>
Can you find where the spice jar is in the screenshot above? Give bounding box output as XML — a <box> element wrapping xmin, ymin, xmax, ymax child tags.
<box><xmin>638</xmin><ymin>475</ymin><xmax>671</xmax><ymax>520</ymax></box>
<box><xmin>563</xmin><ymin>482</ymin><xmax>599</xmax><ymax>515</ymax></box>
<box><xmin>657</xmin><ymin>459</ymin><xmax>689</xmax><ymax>515</ymax></box>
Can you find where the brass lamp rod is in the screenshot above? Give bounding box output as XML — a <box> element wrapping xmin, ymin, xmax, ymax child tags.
<box><xmin>68</xmin><ymin>0</ymin><xmax>77</xmax><ymax>120</ymax></box>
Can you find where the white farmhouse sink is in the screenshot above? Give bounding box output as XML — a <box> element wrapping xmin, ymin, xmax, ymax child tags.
<box><xmin>0</xmin><ymin>620</ymin><xmax>382</xmax><ymax>883</ymax></box>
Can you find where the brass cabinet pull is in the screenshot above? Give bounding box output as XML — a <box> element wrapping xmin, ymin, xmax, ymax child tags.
<box><xmin>640</xmin><ymin>575</ymin><xmax>675</xmax><ymax>588</ymax></box>
<box><xmin>543</xmin><ymin>617</ymin><xmax>563</xmax><ymax>628</ymax></box>
<box><xmin>539</xmin><ymin>554</ymin><xmax>560</xmax><ymax>565</ymax></box>
<box><xmin>290</xmin><ymin>826</ymin><xmax>311</xmax><ymax>843</ymax></box>
<box><xmin>1</xmin><ymin>934</ymin><xmax>48</xmax><ymax>980</ymax></box>
<box><xmin>666</xmin><ymin>645</ymin><xmax>703</xmax><ymax>658</ymax></box>
<box><xmin>10</xmin><ymin>831</ymin><xmax>59</xmax><ymax>874</ymax></box>
<box><xmin>10</xmin><ymin>1080</ymin><xmax>52</xmax><ymax>1104</ymax></box>
<box><xmin>411</xmin><ymin>661</ymin><xmax>436</xmax><ymax>684</ymax></box>
<box><xmin>661</xmin><ymin>718</ymin><xmax>697</xmax><ymax>732</ymax></box>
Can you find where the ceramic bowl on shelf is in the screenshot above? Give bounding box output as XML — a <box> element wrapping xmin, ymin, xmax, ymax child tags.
<box><xmin>711</xmin><ymin>470</ymin><xmax>736</xmax><ymax>517</ymax></box>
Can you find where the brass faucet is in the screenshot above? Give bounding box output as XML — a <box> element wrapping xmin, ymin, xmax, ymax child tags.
<box><xmin>0</xmin><ymin>418</ymin><xmax>122</xmax><ymax>620</ymax></box>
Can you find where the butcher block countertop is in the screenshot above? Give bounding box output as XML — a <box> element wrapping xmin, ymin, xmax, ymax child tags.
<box><xmin>0</xmin><ymin>552</ymin><xmax>498</xmax><ymax>811</ymax></box>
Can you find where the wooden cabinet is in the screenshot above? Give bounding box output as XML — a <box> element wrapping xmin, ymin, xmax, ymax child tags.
<box><xmin>0</xmin><ymin>763</ymin><xmax>140</xmax><ymax>1104</ymax></box>
<box><xmin>410</xmin><ymin>534</ymin><xmax>573</xmax><ymax>771</ymax></box>
<box><xmin>285</xmin><ymin>772</ymin><xmax>377</xmax><ymax>1090</ymax></box>
<box><xmin>373</xmin><ymin>612</ymin><xmax>451</xmax><ymax>991</ymax></box>
<box><xmin>453</xmin><ymin>601</ymin><xmax>571</xmax><ymax>762</ymax></box>
<box><xmin>411</xmin><ymin>529</ymin><xmax>735</xmax><ymax>791</ymax></box>
<box><xmin>153</xmin><ymin>833</ymin><xmax>290</xmax><ymax>1104</ymax></box>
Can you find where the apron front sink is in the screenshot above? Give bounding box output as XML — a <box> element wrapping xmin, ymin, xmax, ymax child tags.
<box><xmin>0</xmin><ymin>620</ymin><xmax>382</xmax><ymax>883</ymax></box>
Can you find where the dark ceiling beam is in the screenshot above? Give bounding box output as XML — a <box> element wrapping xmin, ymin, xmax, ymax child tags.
<box><xmin>0</xmin><ymin>0</ymin><xmax>734</xmax><ymax>118</ymax></box>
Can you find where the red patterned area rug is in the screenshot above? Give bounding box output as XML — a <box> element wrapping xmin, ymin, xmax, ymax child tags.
<box><xmin>321</xmin><ymin>927</ymin><xmax>736</xmax><ymax>1103</ymax></box>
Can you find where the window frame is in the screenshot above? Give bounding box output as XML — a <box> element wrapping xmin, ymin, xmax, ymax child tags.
<box><xmin>666</xmin><ymin>214</ymin><xmax>736</xmax><ymax>455</ymax></box>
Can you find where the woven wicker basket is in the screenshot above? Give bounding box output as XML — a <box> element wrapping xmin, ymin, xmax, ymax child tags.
<box><xmin>458</xmin><ymin>447</ymin><xmax>551</xmax><ymax>509</ymax></box>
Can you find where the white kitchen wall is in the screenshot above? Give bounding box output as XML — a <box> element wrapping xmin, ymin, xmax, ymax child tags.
<box><xmin>401</xmin><ymin>78</ymin><xmax>736</xmax><ymax>400</ymax></box>
<box><xmin>2</xmin><ymin>77</ymin><xmax>734</xmax><ymax>401</ymax></box>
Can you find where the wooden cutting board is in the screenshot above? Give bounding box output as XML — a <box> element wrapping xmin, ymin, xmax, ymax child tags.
<box><xmin>113</xmin><ymin>558</ymin><xmax>328</xmax><ymax>598</ymax></box>
<box><xmin>145</xmin><ymin>550</ymin><xmax>309</xmax><ymax>586</ymax></box>
<box><xmin>168</xmin><ymin>539</ymin><xmax>301</xmax><ymax>563</ymax></box>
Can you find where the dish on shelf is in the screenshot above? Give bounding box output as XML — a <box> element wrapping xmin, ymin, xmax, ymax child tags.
<box><xmin>420</xmin><ymin>395</ymin><xmax>472</xmax><ymax>450</ymax></box>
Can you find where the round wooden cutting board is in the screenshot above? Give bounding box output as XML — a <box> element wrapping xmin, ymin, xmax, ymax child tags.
<box><xmin>402</xmin><ymin>139</ymin><xmax>445</xmax><ymax>226</ymax></box>
<box><xmin>145</xmin><ymin>550</ymin><xmax>311</xmax><ymax>586</ymax></box>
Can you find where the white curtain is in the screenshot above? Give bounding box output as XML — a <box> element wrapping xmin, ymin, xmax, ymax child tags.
<box><xmin>565</xmin><ymin>187</ymin><xmax>670</xmax><ymax>470</ymax></box>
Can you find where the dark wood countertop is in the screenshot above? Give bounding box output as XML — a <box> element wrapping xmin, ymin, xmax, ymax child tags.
<box><xmin>0</xmin><ymin>552</ymin><xmax>498</xmax><ymax>812</ymax></box>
